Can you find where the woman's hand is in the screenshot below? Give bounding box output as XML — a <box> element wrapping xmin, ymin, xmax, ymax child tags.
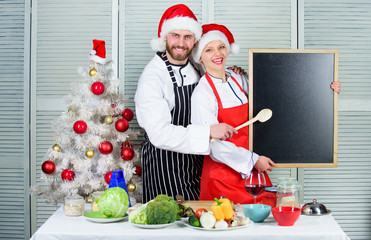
<box><xmin>210</xmin><ymin>123</ymin><xmax>237</xmax><ymax>141</ymax></box>
<box><xmin>254</xmin><ymin>156</ymin><xmax>276</xmax><ymax>172</ymax></box>
<box><xmin>331</xmin><ymin>81</ymin><xmax>341</xmax><ymax>94</ymax></box>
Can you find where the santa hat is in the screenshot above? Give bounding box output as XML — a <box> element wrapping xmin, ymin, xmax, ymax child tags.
<box><xmin>90</xmin><ymin>39</ymin><xmax>106</xmax><ymax>64</ymax></box>
<box><xmin>150</xmin><ymin>4</ymin><xmax>202</xmax><ymax>52</ymax></box>
<box><xmin>192</xmin><ymin>24</ymin><xmax>240</xmax><ymax>64</ymax></box>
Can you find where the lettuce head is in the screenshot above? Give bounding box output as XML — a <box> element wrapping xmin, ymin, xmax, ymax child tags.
<box><xmin>98</xmin><ymin>187</ymin><xmax>129</xmax><ymax>218</ymax></box>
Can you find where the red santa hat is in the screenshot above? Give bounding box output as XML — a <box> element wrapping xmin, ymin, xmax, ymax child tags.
<box><xmin>90</xmin><ymin>39</ymin><xmax>106</xmax><ymax>64</ymax></box>
<box><xmin>150</xmin><ymin>4</ymin><xmax>202</xmax><ymax>52</ymax></box>
<box><xmin>192</xmin><ymin>24</ymin><xmax>240</xmax><ymax>64</ymax></box>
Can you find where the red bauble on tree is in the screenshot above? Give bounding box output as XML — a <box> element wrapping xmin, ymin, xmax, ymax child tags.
<box><xmin>73</xmin><ymin>120</ymin><xmax>87</xmax><ymax>134</ymax></box>
<box><xmin>121</xmin><ymin>140</ymin><xmax>133</xmax><ymax>149</ymax></box>
<box><xmin>134</xmin><ymin>165</ymin><xmax>142</xmax><ymax>176</ymax></box>
<box><xmin>104</xmin><ymin>171</ymin><xmax>113</xmax><ymax>184</ymax></box>
<box><xmin>99</xmin><ymin>141</ymin><xmax>113</xmax><ymax>154</ymax></box>
<box><xmin>61</xmin><ymin>169</ymin><xmax>75</xmax><ymax>181</ymax></box>
<box><xmin>121</xmin><ymin>147</ymin><xmax>135</xmax><ymax>161</ymax></box>
<box><xmin>122</xmin><ymin>108</ymin><xmax>134</xmax><ymax>122</ymax></box>
<box><xmin>91</xmin><ymin>81</ymin><xmax>105</xmax><ymax>95</ymax></box>
<box><xmin>42</xmin><ymin>160</ymin><xmax>56</xmax><ymax>175</ymax></box>
<box><xmin>115</xmin><ymin>118</ymin><xmax>129</xmax><ymax>132</ymax></box>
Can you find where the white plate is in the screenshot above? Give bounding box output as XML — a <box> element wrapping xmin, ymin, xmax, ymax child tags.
<box><xmin>83</xmin><ymin>212</ymin><xmax>128</xmax><ymax>223</ymax></box>
<box><xmin>181</xmin><ymin>219</ymin><xmax>254</xmax><ymax>231</ymax></box>
<box><xmin>130</xmin><ymin>221</ymin><xmax>176</xmax><ymax>229</ymax></box>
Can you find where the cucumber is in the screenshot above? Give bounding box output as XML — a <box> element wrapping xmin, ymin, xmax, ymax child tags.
<box><xmin>188</xmin><ymin>215</ymin><xmax>200</xmax><ymax>227</ymax></box>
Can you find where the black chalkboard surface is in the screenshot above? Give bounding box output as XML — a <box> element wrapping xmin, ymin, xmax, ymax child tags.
<box><xmin>248</xmin><ymin>49</ymin><xmax>338</xmax><ymax>167</ymax></box>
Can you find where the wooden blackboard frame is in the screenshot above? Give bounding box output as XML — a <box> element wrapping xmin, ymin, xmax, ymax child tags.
<box><xmin>248</xmin><ymin>49</ymin><xmax>339</xmax><ymax>168</ymax></box>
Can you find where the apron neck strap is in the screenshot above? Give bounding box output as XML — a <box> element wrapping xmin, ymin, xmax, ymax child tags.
<box><xmin>161</xmin><ymin>52</ymin><xmax>177</xmax><ymax>85</ymax></box>
<box><xmin>205</xmin><ymin>73</ymin><xmax>223</xmax><ymax>108</ymax></box>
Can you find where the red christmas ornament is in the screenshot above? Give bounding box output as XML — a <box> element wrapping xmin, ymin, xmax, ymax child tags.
<box><xmin>104</xmin><ymin>171</ymin><xmax>113</xmax><ymax>184</ymax></box>
<box><xmin>121</xmin><ymin>140</ymin><xmax>134</xmax><ymax>149</ymax></box>
<box><xmin>73</xmin><ymin>120</ymin><xmax>87</xmax><ymax>134</ymax></box>
<box><xmin>134</xmin><ymin>165</ymin><xmax>142</xmax><ymax>176</ymax></box>
<box><xmin>61</xmin><ymin>169</ymin><xmax>75</xmax><ymax>181</ymax></box>
<box><xmin>111</xmin><ymin>103</ymin><xmax>120</xmax><ymax>117</ymax></box>
<box><xmin>42</xmin><ymin>160</ymin><xmax>56</xmax><ymax>175</ymax></box>
<box><xmin>115</xmin><ymin>118</ymin><xmax>129</xmax><ymax>132</ymax></box>
<box><xmin>99</xmin><ymin>141</ymin><xmax>113</xmax><ymax>154</ymax></box>
<box><xmin>121</xmin><ymin>147</ymin><xmax>135</xmax><ymax>161</ymax></box>
<box><xmin>122</xmin><ymin>108</ymin><xmax>134</xmax><ymax>122</ymax></box>
<box><xmin>91</xmin><ymin>81</ymin><xmax>105</xmax><ymax>95</ymax></box>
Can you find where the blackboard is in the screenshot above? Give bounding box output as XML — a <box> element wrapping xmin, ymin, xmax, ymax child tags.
<box><xmin>248</xmin><ymin>49</ymin><xmax>338</xmax><ymax>167</ymax></box>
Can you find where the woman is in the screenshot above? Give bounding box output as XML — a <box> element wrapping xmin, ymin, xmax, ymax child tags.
<box><xmin>191</xmin><ymin>24</ymin><xmax>341</xmax><ymax>204</ymax></box>
<box><xmin>191</xmin><ymin>24</ymin><xmax>276</xmax><ymax>204</ymax></box>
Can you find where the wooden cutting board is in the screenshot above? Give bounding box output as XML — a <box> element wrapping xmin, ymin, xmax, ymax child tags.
<box><xmin>128</xmin><ymin>200</ymin><xmax>214</xmax><ymax>212</ymax></box>
<box><xmin>182</xmin><ymin>201</ymin><xmax>214</xmax><ymax>210</ymax></box>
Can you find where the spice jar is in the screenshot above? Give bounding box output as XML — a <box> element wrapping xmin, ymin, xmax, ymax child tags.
<box><xmin>276</xmin><ymin>178</ymin><xmax>302</xmax><ymax>208</ymax></box>
<box><xmin>91</xmin><ymin>191</ymin><xmax>104</xmax><ymax>212</ymax></box>
<box><xmin>64</xmin><ymin>195</ymin><xmax>85</xmax><ymax>216</ymax></box>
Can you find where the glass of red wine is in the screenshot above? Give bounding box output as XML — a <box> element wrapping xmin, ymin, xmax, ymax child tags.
<box><xmin>245</xmin><ymin>170</ymin><xmax>266</xmax><ymax>204</ymax></box>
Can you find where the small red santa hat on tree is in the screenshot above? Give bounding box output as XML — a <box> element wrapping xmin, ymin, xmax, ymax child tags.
<box><xmin>151</xmin><ymin>4</ymin><xmax>202</xmax><ymax>52</ymax></box>
<box><xmin>192</xmin><ymin>24</ymin><xmax>240</xmax><ymax>64</ymax></box>
<box><xmin>90</xmin><ymin>39</ymin><xmax>106</xmax><ymax>64</ymax></box>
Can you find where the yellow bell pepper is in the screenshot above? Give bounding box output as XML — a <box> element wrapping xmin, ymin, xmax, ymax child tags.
<box><xmin>211</xmin><ymin>198</ymin><xmax>234</xmax><ymax>221</ymax></box>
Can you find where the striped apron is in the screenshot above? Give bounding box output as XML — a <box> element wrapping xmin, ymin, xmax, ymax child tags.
<box><xmin>141</xmin><ymin>53</ymin><xmax>203</xmax><ymax>203</ymax></box>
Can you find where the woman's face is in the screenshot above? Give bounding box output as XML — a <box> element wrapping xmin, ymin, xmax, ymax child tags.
<box><xmin>200</xmin><ymin>40</ymin><xmax>228</xmax><ymax>73</ymax></box>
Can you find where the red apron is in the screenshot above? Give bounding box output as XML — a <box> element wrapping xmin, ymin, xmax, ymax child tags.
<box><xmin>199</xmin><ymin>73</ymin><xmax>272</xmax><ymax>204</ymax></box>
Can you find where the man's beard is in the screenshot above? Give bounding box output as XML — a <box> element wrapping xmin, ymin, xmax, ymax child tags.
<box><xmin>166</xmin><ymin>43</ymin><xmax>192</xmax><ymax>62</ymax></box>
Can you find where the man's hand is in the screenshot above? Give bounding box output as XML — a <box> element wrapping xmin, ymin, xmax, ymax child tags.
<box><xmin>331</xmin><ymin>81</ymin><xmax>341</xmax><ymax>94</ymax></box>
<box><xmin>210</xmin><ymin>123</ymin><xmax>237</xmax><ymax>141</ymax></box>
<box><xmin>227</xmin><ymin>65</ymin><xmax>247</xmax><ymax>75</ymax></box>
<box><xmin>254</xmin><ymin>156</ymin><xmax>276</xmax><ymax>172</ymax></box>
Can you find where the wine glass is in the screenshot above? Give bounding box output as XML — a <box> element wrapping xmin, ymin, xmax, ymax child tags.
<box><xmin>245</xmin><ymin>170</ymin><xmax>266</xmax><ymax>204</ymax></box>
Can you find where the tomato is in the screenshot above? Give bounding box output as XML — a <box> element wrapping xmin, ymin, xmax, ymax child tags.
<box><xmin>195</xmin><ymin>208</ymin><xmax>208</xmax><ymax>219</ymax></box>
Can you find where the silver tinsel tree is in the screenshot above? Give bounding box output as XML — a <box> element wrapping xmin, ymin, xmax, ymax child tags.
<box><xmin>31</xmin><ymin>40</ymin><xmax>142</xmax><ymax>205</ymax></box>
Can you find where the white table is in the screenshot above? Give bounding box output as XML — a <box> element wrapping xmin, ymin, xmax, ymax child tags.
<box><xmin>30</xmin><ymin>206</ymin><xmax>350</xmax><ymax>240</ymax></box>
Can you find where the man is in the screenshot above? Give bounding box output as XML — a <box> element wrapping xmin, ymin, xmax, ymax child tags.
<box><xmin>135</xmin><ymin>4</ymin><xmax>236</xmax><ymax>202</ymax></box>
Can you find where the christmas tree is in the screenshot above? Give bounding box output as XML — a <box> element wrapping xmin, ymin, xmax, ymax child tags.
<box><xmin>31</xmin><ymin>39</ymin><xmax>142</xmax><ymax>205</ymax></box>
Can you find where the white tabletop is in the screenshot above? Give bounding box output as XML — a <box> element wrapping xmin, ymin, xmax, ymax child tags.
<box><xmin>30</xmin><ymin>206</ymin><xmax>350</xmax><ymax>240</ymax></box>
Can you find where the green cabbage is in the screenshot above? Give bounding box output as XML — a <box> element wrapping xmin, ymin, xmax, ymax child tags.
<box><xmin>97</xmin><ymin>187</ymin><xmax>129</xmax><ymax>218</ymax></box>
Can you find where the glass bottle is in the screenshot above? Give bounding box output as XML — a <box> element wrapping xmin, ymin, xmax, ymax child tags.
<box><xmin>91</xmin><ymin>191</ymin><xmax>104</xmax><ymax>212</ymax></box>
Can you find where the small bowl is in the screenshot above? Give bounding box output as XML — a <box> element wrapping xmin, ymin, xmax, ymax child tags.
<box><xmin>242</xmin><ymin>204</ymin><xmax>271</xmax><ymax>223</ymax></box>
<box><xmin>272</xmin><ymin>206</ymin><xmax>301</xmax><ymax>226</ymax></box>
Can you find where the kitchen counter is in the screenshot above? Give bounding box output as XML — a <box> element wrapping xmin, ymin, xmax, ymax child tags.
<box><xmin>30</xmin><ymin>202</ymin><xmax>350</xmax><ymax>240</ymax></box>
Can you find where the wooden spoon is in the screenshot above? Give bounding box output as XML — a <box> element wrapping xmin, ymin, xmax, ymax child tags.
<box><xmin>211</xmin><ymin>108</ymin><xmax>272</xmax><ymax>142</ymax></box>
<box><xmin>235</xmin><ymin>108</ymin><xmax>272</xmax><ymax>131</ymax></box>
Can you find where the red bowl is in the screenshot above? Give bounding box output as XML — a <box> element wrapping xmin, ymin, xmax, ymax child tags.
<box><xmin>272</xmin><ymin>206</ymin><xmax>301</xmax><ymax>226</ymax></box>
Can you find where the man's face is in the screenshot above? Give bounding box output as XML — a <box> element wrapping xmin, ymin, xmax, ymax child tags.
<box><xmin>165</xmin><ymin>30</ymin><xmax>196</xmax><ymax>65</ymax></box>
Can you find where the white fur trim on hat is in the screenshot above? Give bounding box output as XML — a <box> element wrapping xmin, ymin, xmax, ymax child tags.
<box><xmin>90</xmin><ymin>55</ymin><xmax>106</xmax><ymax>64</ymax></box>
<box><xmin>192</xmin><ymin>30</ymin><xmax>240</xmax><ymax>64</ymax></box>
<box><xmin>89</xmin><ymin>50</ymin><xmax>106</xmax><ymax>64</ymax></box>
<box><xmin>151</xmin><ymin>16</ymin><xmax>202</xmax><ymax>52</ymax></box>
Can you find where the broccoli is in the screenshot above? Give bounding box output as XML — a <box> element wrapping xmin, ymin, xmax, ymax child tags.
<box><xmin>146</xmin><ymin>194</ymin><xmax>179</xmax><ymax>224</ymax></box>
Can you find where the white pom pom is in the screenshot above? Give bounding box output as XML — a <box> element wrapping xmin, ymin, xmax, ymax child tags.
<box><xmin>90</xmin><ymin>50</ymin><xmax>96</xmax><ymax>55</ymax></box>
<box><xmin>230</xmin><ymin>43</ymin><xmax>240</xmax><ymax>55</ymax></box>
<box><xmin>150</xmin><ymin>38</ymin><xmax>166</xmax><ymax>52</ymax></box>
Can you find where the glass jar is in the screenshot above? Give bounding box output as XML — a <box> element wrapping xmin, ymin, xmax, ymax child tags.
<box><xmin>64</xmin><ymin>195</ymin><xmax>85</xmax><ymax>216</ymax></box>
<box><xmin>276</xmin><ymin>178</ymin><xmax>302</xmax><ymax>208</ymax></box>
<box><xmin>91</xmin><ymin>191</ymin><xmax>104</xmax><ymax>212</ymax></box>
